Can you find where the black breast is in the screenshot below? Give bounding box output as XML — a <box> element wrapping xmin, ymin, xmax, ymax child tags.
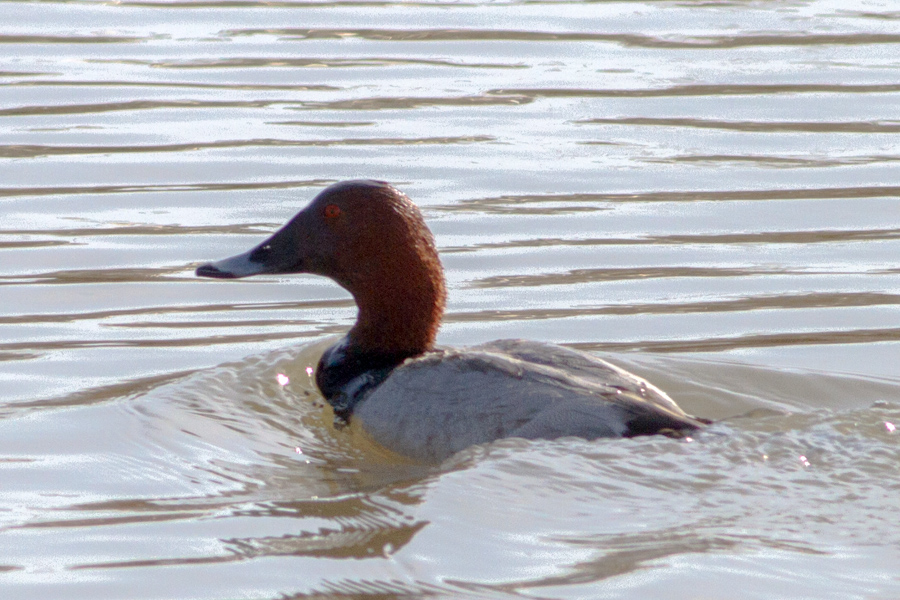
<box><xmin>315</xmin><ymin>339</ymin><xmax>407</xmax><ymax>424</ymax></box>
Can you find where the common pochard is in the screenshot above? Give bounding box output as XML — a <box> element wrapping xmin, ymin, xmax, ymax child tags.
<box><xmin>196</xmin><ymin>180</ymin><xmax>706</xmax><ymax>462</ymax></box>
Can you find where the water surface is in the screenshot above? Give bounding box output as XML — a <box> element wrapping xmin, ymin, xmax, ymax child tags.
<box><xmin>1</xmin><ymin>0</ymin><xmax>899</xmax><ymax>598</ymax></box>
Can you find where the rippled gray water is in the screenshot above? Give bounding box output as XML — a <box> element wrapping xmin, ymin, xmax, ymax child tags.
<box><xmin>1</xmin><ymin>1</ymin><xmax>899</xmax><ymax>598</ymax></box>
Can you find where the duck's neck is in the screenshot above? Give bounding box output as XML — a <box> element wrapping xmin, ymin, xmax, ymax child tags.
<box><xmin>345</xmin><ymin>251</ymin><xmax>446</xmax><ymax>360</ymax></box>
<box><xmin>349</xmin><ymin>294</ymin><xmax>441</xmax><ymax>359</ymax></box>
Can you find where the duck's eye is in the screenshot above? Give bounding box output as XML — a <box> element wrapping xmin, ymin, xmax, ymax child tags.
<box><xmin>323</xmin><ymin>204</ymin><xmax>341</xmax><ymax>219</ymax></box>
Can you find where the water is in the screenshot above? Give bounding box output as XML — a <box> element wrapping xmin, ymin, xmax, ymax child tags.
<box><xmin>1</xmin><ymin>0</ymin><xmax>900</xmax><ymax>597</ymax></box>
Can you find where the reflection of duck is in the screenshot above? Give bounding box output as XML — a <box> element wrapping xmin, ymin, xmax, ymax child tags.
<box><xmin>197</xmin><ymin>180</ymin><xmax>706</xmax><ymax>462</ymax></box>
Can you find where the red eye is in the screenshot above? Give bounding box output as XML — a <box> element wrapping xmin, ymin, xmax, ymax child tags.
<box><xmin>323</xmin><ymin>204</ymin><xmax>341</xmax><ymax>219</ymax></box>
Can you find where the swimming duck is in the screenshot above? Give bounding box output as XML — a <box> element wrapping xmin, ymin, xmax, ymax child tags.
<box><xmin>196</xmin><ymin>180</ymin><xmax>705</xmax><ymax>462</ymax></box>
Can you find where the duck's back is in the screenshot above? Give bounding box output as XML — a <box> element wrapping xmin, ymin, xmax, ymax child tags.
<box><xmin>353</xmin><ymin>339</ymin><xmax>702</xmax><ymax>462</ymax></box>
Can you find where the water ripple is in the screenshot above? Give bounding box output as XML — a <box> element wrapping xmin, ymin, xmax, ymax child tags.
<box><xmin>578</xmin><ymin>117</ymin><xmax>900</xmax><ymax>133</ymax></box>
<box><xmin>0</xmin><ymin>136</ymin><xmax>494</xmax><ymax>158</ymax></box>
<box><xmin>437</xmin><ymin>186</ymin><xmax>900</xmax><ymax>210</ymax></box>
<box><xmin>220</xmin><ymin>28</ymin><xmax>900</xmax><ymax>49</ymax></box>
<box><xmin>489</xmin><ymin>83</ymin><xmax>900</xmax><ymax>98</ymax></box>
<box><xmin>102</xmin><ymin>57</ymin><xmax>524</xmax><ymax>69</ymax></box>
<box><xmin>0</xmin><ymin>179</ymin><xmax>331</xmax><ymax>198</ymax></box>
<box><xmin>0</xmin><ymin>34</ymin><xmax>148</xmax><ymax>44</ymax></box>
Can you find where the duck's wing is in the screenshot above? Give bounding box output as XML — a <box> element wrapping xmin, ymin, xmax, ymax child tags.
<box><xmin>472</xmin><ymin>339</ymin><xmax>687</xmax><ymax>415</ymax></box>
<box><xmin>354</xmin><ymin>343</ymin><xmax>703</xmax><ymax>463</ymax></box>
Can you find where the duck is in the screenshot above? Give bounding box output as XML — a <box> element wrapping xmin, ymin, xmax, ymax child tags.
<box><xmin>196</xmin><ymin>180</ymin><xmax>706</xmax><ymax>462</ymax></box>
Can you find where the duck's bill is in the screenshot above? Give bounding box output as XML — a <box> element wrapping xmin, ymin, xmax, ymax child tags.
<box><xmin>195</xmin><ymin>250</ymin><xmax>267</xmax><ymax>279</ymax></box>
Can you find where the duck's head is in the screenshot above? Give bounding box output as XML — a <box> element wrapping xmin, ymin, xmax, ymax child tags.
<box><xmin>196</xmin><ymin>180</ymin><xmax>447</xmax><ymax>357</ymax></box>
